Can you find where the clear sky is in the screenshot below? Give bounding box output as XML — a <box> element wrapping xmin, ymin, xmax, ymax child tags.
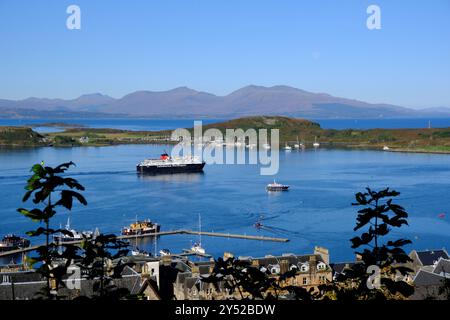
<box><xmin>0</xmin><ymin>0</ymin><xmax>449</xmax><ymax>108</ymax></box>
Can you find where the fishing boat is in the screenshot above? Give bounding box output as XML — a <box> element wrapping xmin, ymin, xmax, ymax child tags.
<box><xmin>190</xmin><ymin>214</ymin><xmax>206</xmax><ymax>254</ymax></box>
<box><xmin>266</xmin><ymin>180</ymin><xmax>290</xmax><ymax>192</ymax></box>
<box><xmin>121</xmin><ymin>218</ymin><xmax>160</xmax><ymax>236</ymax></box>
<box><xmin>0</xmin><ymin>234</ymin><xmax>30</xmax><ymax>253</ymax></box>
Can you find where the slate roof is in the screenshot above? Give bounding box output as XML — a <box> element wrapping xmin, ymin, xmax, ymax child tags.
<box><xmin>330</xmin><ymin>262</ymin><xmax>356</xmax><ymax>275</ymax></box>
<box><xmin>252</xmin><ymin>254</ymin><xmax>324</xmax><ymax>267</ymax></box>
<box><xmin>0</xmin><ymin>266</ymin><xmax>141</xmax><ymax>300</ymax></box>
<box><xmin>432</xmin><ymin>258</ymin><xmax>450</xmax><ymax>276</ymax></box>
<box><xmin>413</xmin><ymin>269</ymin><xmax>446</xmax><ymax>287</ymax></box>
<box><xmin>416</xmin><ymin>249</ymin><xmax>449</xmax><ymax>266</ymax></box>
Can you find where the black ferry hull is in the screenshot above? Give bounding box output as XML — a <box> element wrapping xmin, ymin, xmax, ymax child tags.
<box><xmin>137</xmin><ymin>162</ymin><xmax>206</xmax><ymax>174</ymax></box>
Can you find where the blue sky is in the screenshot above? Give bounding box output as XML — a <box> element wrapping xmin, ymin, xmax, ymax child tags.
<box><xmin>0</xmin><ymin>0</ymin><xmax>449</xmax><ymax>108</ymax></box>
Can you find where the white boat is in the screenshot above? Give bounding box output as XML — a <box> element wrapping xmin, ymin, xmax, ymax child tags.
<box><xmin>283</xmin><ymin>143</ymin><xmax>292</xmax><ymax>151</ymax></box>
<box><xmin>294</xmin><ymin>136</ymin><xmax>300</xmax><ymax>149</ymax></box>
<box><xmin>313</xmin><ymin>136</ymin><xmax>320</xmax><ymax>148</ymax></box>
<box><xmin>159</xmin><ymin>249</ymin><xmax>171</xmax><ymax>256</ymax></box>
<box><xmin>266</xmin><ymin>180</ymin><xmax>290</xmax><ymax>192</ymax></box>
<box><xmin>190</xmin><ymin>214</ymin><xmax>206</xmax><ymax>254</ymax></box>
<box><xmin>53</xmin><ymin>217</ymin><xmax>94</xmax><ymax>243</ymax></box>
<box><xmin>383</xmin><ymin>146</ymin><xmax>390</xmax><ymax>151</ymax></box>
<box><xmin>131</xmin><ymin>249</ymin><xmax>150</xmax><ymax>257</ymax></box>
<box><xmin>191</xmin><ymin>242</ymin><xmax>206</xmax><ymax>255</ymax></box>
<box><xmin>262</xmin><ymin>143</ymin><xmax>271</xmax><ymax>150</ymax></box>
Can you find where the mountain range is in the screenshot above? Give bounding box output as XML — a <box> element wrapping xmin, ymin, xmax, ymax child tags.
<box><xmin>1</xmin><ymin>85</ymin><xmax>449</xmax><ymax>119</ymax></box>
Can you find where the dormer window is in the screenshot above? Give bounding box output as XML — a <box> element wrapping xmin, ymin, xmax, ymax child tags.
<box><xmin>317</xmin><ymin>262</ymin><xmax>327</xmax><ymax>270</ymax></box>
<box><xmin>269</xmin><ymin>264</ymin><xmax>280</xmax><ymax>274</ymax></box>
<box><xmin>299</xmin><ymin>263</ymin><xmax>309</xmax><ymax>272</ymax></box>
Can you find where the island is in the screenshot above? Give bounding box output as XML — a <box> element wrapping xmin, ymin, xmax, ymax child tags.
<box><xmin>1</xmin><ymin>116</ymin><xmax>449</xmax><ymax>153</ymax></box>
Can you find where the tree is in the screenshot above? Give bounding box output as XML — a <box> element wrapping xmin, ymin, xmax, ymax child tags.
<box><xmin>321</xmin><ymin>187</ymin><xmax>415</xmax><ymax>300</ymax></box>
<box><xmin>17</xmin><ymin>161</ymin><xmax>87</xmax><ymax>298</ymax></box>
<box><xmin>77</xmin><ymin>233</ymin><xmax>132</xmax><ymax>300</ymax></box>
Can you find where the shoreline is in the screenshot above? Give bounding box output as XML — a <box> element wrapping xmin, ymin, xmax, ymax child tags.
<box><xmin>1</xmin><ymin>142</ymin><xmax>449</xmax><ymax>155</ymax></box>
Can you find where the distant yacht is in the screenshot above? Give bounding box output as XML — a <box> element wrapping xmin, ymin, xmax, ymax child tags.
<box><xmin>294</xmin><ymin>136</ymin><xmax>300</xmax><ymax>149</ymax></box>
<box><xmin>383</xmin><ymin>146</ymin><xmax>390</xmax><ymax>151</ymax></box>
<box><xmin>266</xmin><ymin>180</ymin><xmax>290</xmax><ymax>192</ymax></box>
<box><xmin>313</xmin><ymin>136</ymin><xmax>320</xmax><ymax>148</ymax></box>
<box><xmin>283</xmin><ymin>143</ymin><xmax>292</xmax><ymax>151</ymax></box>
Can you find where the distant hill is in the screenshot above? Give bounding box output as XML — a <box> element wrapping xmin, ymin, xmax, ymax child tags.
<box><xmin>1</xmin><ymin>86</ymin><xmax>450</xmax><ymax>119</ymax></box>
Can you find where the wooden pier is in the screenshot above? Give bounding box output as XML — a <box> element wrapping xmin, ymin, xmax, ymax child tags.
<box><xmin>0</xmin><ymin>229</ymin><xmax>289</xmax><ymax>257</ymax></box>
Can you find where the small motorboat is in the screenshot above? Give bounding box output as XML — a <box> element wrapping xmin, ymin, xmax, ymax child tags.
<box><xmin>266</xmin><ymin>180</ymin><xmax>290</xmax><ymax>192</ymax></box>
<box><xmin>131</xmin><ymin>248</ymin><xmax>150</xmax><ymax>257</ymax></box>
<box><xmin>283</xmin><ymin>143</ymin><xmax>292</xmax><ymax>151</ymax></box>
<box><xmin>159</xmin><ymin>249</ymin><xmax>171</xmax><ymax>256</ymax></box>
<box><xmin>191</xmin><ymin>242</ymin><xmax>206</xmax><ymax>255</ymax></box>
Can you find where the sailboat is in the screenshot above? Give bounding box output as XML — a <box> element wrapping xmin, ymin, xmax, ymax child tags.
<box><xmin>191</xmin><ymin>214</ymin><xmax>205</xmax><ymax>254</ymax></box>
<box><xmin>313</xmin><ymin>136</ymin><xmax>320</xmax><ymax>148</ymax></box>
<box><xmin>131</xmin><ymin>215</ymin><xmax>150</xmax><ymax>256</ymax></box>
<box><xmin>294</xmin><ymin>136</ymin><xmax>300</xmax><ymax>149</ymax></box>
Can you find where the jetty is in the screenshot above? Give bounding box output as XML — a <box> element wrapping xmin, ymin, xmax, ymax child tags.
<box><xmin>0</xmin><ymin>229</ymin><xmax>289</xmax><ymax>257</ymax></box>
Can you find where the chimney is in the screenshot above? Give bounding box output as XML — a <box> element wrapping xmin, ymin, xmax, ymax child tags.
<box><xmin>162</xmin><ymin>255</ymin><xmax>171</xmax><ymax>266</ymax></box>
<box><xmin>223</xmin><ymin>252</ymin><xmax>234</xmax><ymax>260</ymax></box>
<box><xmin>280</xmin><ymin>260</ymin><xmax>289</xmax><ymax>274</ymax></box>
<box><xmin>314</xmin><ymin>246</ymin><xmax>329</xmax><ymax>265</ymax></box>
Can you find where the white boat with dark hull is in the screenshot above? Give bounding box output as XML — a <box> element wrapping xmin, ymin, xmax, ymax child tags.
<box><xmin>266</xmin><ymin>180</ymin><xmax>290</xmax><ymax>192</ymax></box>
<box><xmin>53</xmin><ymin>218</ymin><xmax>97</xmax><ymax>244</ymax></box>
<box><xmin>0</xmin><ymin>234</ymin><xmax>30</xmax><ymax>253</ymax></box>
<box><xmin>137</xmin><ymin>153</ymin><xmax>205</xmax><ymax>174</ymax></box>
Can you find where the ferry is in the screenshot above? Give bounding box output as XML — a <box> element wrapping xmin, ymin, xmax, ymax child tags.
<box><xmin>137</xmin><ymin>152</ymin><xmax>205</xmax><ymax>174</ymax></box>
<box><xmin>122</xmin><ymin>219</ymin><xmax>160</xmax><ymax>236</ymax></box>
<box><xmin>266</xmin><ymin>180</ymin><xmax>290</xmax><ymax>192</ymax></box>
<box><xmin>0</xmin><ymin>234</ymin><xmax>30</xmax><ymax>252</ymax></box>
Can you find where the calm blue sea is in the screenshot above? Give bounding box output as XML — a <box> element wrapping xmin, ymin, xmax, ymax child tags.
<box><xmin>0</xmin><ymin>144</ymin><xmax>449</xmax><ymax>264</ymax></box>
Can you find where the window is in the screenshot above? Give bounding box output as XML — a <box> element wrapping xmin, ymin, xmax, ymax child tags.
<box><xmin>317</xmin><ymin>262</ymin><xmax>327</xmax><ymax>270</ymax></box>
<box><xmin>302</xmin><ymin>277</ymin><xmax>307</xmax><ymax>285</ymax></box>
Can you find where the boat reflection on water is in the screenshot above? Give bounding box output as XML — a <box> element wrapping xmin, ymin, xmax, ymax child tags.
<box><xmin>137</xmin><ymin>172</ymin><xmax>204</xmax><ymax>183</ymax></box>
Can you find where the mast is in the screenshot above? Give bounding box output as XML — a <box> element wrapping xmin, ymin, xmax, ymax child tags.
<box><xmin>199</xmin><ymin>214</ymin><xmax>202</xmax><ymax>246</ymax></box>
